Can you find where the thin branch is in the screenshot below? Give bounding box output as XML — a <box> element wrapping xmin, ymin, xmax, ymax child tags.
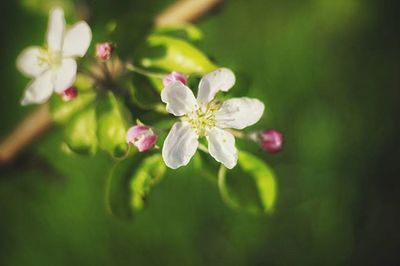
<box><xmin>0</xmin><ymin>104</ymin><xmax>51</xmax><ymax>163</ymax></box>
<box><xmin>155</xmin><ymin>0</ymin><xmax>222</xmax><ymax>26</ymax></box>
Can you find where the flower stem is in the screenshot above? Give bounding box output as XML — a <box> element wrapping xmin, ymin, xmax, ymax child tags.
<box><xmin>198</xmin><ymin>143</ymin><xmax>209</xmax><ymax>154</ymax></box>
<box><xmin>126</xmin><ymin>63</ymin><xmax>166</xmax><ymax>79</ymax></box>
<box><xmin>102</xmin><ymin>61</ymin><xmax>112</xmax><ymax>82</ymax></box>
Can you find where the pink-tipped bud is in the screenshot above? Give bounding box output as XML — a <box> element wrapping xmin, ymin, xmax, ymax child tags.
<box><xmin>260</xmin><ymin>129</ymin><xmax>284</xmax><ymax>153</ymax></box>
<box><xmin>95</xmin><ymin>42</ymin><xmax>113</xmax><ymax>60</ymax></box>
<box><xmin>61</xmin><ymin>87</ymin><xmax>78</xmax><ymax>101</ymax></box>
<box><xmin>162</xmin><ymin>71</ymin><xmax>188</xmax><ymax>87</ymax></box>
<box><xmin>126</xmin><ymin>125</ymin><xmax>157</xmax><ymax>152</ymax></box>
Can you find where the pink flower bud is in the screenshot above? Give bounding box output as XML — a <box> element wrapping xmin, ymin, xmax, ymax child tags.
<box><xmin>61</xmin><ymin>86</ymin><xmax>78</xmax><ymax>101</ymax></box>
<box><xmin>260</xmin><ymin>129</ymin><xmax>284</xmax><ymax>153</ymax></box>
<box><xmin>126</xmin><ymin>125</ymin><xmax>157</xmax><ymax>152</ymax></box>
<box><xmin>162</xmin><ymin>71</ymin><xmax>188</xmax><ymax>87</ymax></box>
<box><xmin>95</xmin><ymin>42</ymin><xmax>113</xmax><ymax>60</ymax></box>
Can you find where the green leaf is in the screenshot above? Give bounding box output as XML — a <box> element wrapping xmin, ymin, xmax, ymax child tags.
<box><xmin>127</xmin><ymin>73</ymin><xmax>166</xmax><ymax>111</ymax></box>
<box><xmin>153</xmin><ymin>24</ymin><xmax>203</xmax><ymax>43</ymax></box>
<box><xmin>147</xmin><ymin>76</ymin><xmax>164</xmax><ymax>93</ymax></box>
<box><xmin>50</xmin><ymin>90</ymin><xmax>96</xmax><ymax>125</ymax></box>
<box><xmin>64</xmin><ymin>105</ymin><xmax>97</xmax><ymax>155</ymax></box>
<box><xmin>96</xmin><ymin>92</ymin><xmax>131</xmax><ymax>158</ymax></box>
<box><xmin>130</xmin><ymin>154</ymin><xmax>166</xmax><ymax>210</ymax></box>
<box><xmin>74</xmin><ymin>73</ymin><xmax>96</xmax><ymax>91</ymax></box>
<box><xmin>106</xmin><ymin>153</ymin><xmax>167</xmax><ymax>220</ymax></box>
<box><xmin>218</xmin><ymin>151</ymin><xmax>277</xmax><ymax>214</ymax></box>
<box><xmin>192</xmin><ymin>150</ymin><xmax>220</xmax><ymax>182</ymax></box>
<box><xmin>135</xmin><ymin>35</ymin><xmax>217</xmax><ymax>75</ymax></box>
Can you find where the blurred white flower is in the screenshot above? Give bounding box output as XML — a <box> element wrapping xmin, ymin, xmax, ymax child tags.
<box><xmin>16</xmin><ymin>7</ymin><xmax>92</xmax><ymax>105</ymax></box>
<box><xmin>161</xmin><ymin>68</ymin><xmax>265</xmax><ymax>169</ymax></box>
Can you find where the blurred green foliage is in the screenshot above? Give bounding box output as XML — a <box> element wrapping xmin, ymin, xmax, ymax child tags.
<box><xmin>50</xmin><ymin>86</ymin><xmax>96</xmax><ymax>125</ymax></box>
<box><xmin>219</xmin><ymin>151</ymin><xmax>276</xmax><ymax>214</ymax></box>
<box><xmin>107</xmin><ymin>153</ymin><xmax>166</xmax><ymax>219</ymax></box>
<box><xmin>135</xmin><ymin>34</ymin><xmax>217</xmax><ymax>74</ymax></box>
<box><xmin>1</xmin><ymin>0</ymin><xmax>399</xmax><ymax>266</ymax></box>
<box><xmin>64</xmin><ymin>105</ymin><xmax>97</xmax><ymax>155</ymax></box>
<box><xmin>95</xmin><ymin>92</ymin><xmax>131</xmax><ymax>158</ymax></box>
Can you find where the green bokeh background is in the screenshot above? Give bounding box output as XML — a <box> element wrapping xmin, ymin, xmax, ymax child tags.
<box><xmin>1</xmin><ymin>0</ymin><xmax>399</xmax><ymax>265</ymax></box>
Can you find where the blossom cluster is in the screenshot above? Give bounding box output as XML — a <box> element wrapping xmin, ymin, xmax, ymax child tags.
<box><xmin>17</xmin><ymin>7</ymin><xmax>283</xmax><ymax>170</ymax></box>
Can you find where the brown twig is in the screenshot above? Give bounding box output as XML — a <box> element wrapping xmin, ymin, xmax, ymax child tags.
<box><xmin>155</xmin><ymin>0</ymin><xmax>222</xmax><ymax>26</ymax></box>
<box><xmin>0</xmin><ymin>0</ymin><xmax>223</xmax><ymax>164</ymax></box>
<box><xmin>0</xmin><ymin>104</ymin><xmax>52</xmax><ymax>163</ymax></box>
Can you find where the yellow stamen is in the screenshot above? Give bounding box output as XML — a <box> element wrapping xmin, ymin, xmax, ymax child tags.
<box><xmin>184</xmin><ymin>101</ymin><xmax>221</xmax><ymax>137</ymax></box>
<box><xmin>37</xmin><ymin>48</ymin><xmax>62</xmax><ymax>68</ymax></box>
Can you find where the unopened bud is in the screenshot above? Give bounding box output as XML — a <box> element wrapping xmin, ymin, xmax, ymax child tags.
<box><xmin>126</xmin><ymin>125</ymin><xmax>157</xmax><ymax>152</ymax></box>
<box><xmin>61</xmin><ymin>86</ymin><xmax>78</xmax><ymax>101</ymax></box>
<box><xmin>95</xmin><ymin>42</ymin><xmax>113</xmax><ymax>60</ymax></box>
<box><xmin>162</xmin><ymin>71</ymin><xmax>188</xmax><ymax>87</ymax></box>
<box><xmin>260</xmin><ymin>129</ymin><xmax>284</xmax><ymax>153</ymax></box>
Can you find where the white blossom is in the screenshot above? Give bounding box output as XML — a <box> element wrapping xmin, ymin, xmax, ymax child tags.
<box><xmin>161</xmin><ymin>68</ymin><xmax>265</xmax><ymax>169</ymax></box>
<box><xmin>16</xmin><ymin>7</ymin><xmax>92</xmax><ymax>105</ymax></box>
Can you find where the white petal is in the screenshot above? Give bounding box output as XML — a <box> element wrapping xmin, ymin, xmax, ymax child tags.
<box><xmin>207</xmin><ymin>127</ymin><xmax>237</xmax><ymax>169</ymax></box>
<box><xmin>197</xmin><ymin>68</ymin><xmax>235</xmax><ymax>105</ymax></box>
<box><xmin>21</xmin><ymin>71</ymin><xmax>54</xmax><ymax>105</ymax></box>
<box><xmin>161</xmin><ymin>81</ymin><xmax>197</xmax><ymax>116</ymax></box>
<box><xmin>162</xmin><ymin>122</ymin><xmax>199</xmax><ymax>169</ymax></box>
<box><xmin>53</xmin><ymin>58</ymin><xmax>77</xmax><ymax>93</ymax></box>
<box><xmin>215</xmin><ymin>97</ymin><xmax>265</xmax><ymax>129</ymax></box>
<box><xmin>46</xmin><ymin>7</ymin><xmax>65</xmax><ymax>52</ymax></box>
<box><xmin>16</xmin><ymin>46</ymin><xmax>48</xmax><ymax>78</ymax></box>
<box><xmin>63</xmin><ymin>22</ymin><xmax>92</xmax><ymax>57</ymax></box>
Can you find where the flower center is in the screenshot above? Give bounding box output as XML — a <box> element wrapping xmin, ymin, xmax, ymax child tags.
<box><xmin>185</xmin><ymin>101</ymin><xmax>221</xmax><ymax>137</ymax></box>
<box><xmin>37</xmin><ymin>48</ymin><xmax>62</xmax><ymax>68</ymax></box>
